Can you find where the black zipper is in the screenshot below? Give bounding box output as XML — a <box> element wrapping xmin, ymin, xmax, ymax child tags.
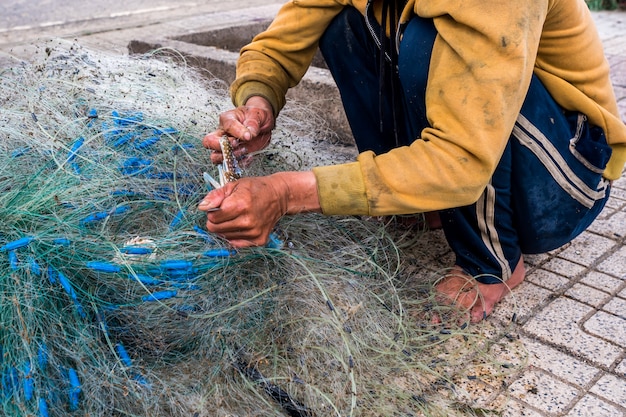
<box><xmin>365</xmin><ymin>0</ymin><xmax>406</xmax><ymax>64</ymax></box>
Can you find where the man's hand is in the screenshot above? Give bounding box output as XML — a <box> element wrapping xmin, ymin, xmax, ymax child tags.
<box><xmin>203</xmin><ymin>96</ymin><xmax>275</xmax><ymax>165</ymax></box>
<box><xmin>198</xmin><ymin>172</ymin><xmax>321</xmax><ymax>248</ymax></box>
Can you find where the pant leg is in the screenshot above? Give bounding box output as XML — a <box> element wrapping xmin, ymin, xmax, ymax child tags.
<box><xmin>319</xmin><ymin>8</ymin><xmax>415</xmax><ymax>153</ymax></box>
<box><xmin>396</xmin><ymin>16</ymin><xmax>437</xmax><ymax>139</ymax></box>
<box><xmin>440</xmin><ymin>76</ymin><xmax>612</xmax><ymax>283</ymax></box>
<box><xmin>510</xmin><ymin>79</ymin><xmax>612</xmax><ymax>254</ymax></box>
<box><xmin>438</xmin><ymin>141</ymin><xmax>520</xmax><ymax>283</ymax></box>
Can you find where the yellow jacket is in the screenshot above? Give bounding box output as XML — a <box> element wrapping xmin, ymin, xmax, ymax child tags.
<box><xmin>231</xmin><ymin>0</ymin><xmax>626</xmax><ymax>216</ymax></box>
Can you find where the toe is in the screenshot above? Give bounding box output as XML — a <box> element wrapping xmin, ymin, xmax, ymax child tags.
<box><xmin>433</xmin><ymin>264</ymin><xmax>525</xmax><ymax>324</ymax></box>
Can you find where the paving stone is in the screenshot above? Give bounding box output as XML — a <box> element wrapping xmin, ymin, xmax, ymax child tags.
<box><xmin>498</xmin><ymin>396</ymin><xmax>545</xmax><ymax>417</ymax></box>
<box><xmin>541</xmin><ymin>258</ymin><xmax>586</xmax><ymax>280</ymax></box>
<box><xmin>566</xmin><ymin>283</ymin><xmax>611</xmax><ymax>308</ymax></box>
<box><xmin>616</xmin><ymin>359</ymin><xmax>626</xmax><ymax>378</ymax></box>
<box><xmin>595</xmin><ymin>245</ymin><xmax>626</xmax><ymax>278</ymax></box>
<box><xmin>617</xmin><ymin>103</ymin><xmax>626</xmax><ymax>124</ymax></box>
<box><xmin>491</xmin><ymin>281</ymin><xmax>552</xmax><ymax>323</ymax></box>
<box><xmin>590</xmin><ymin>373</ymin><xmax>626</xmax><ymax>409</ymax></box>
<box><xmin>523</xmin><ymin>253</ymin><xmax>551</xmax><ymax>266</ymax></box>
<box><xmin>520</xmin><ymin>336</ymin><xmax>599</xmax><ymax>387</ymax></box>
<box><xmin>587</xmin><ymin>209</ymin><xmax>626</xmax><ymax>239</ymax></box>
<box><xmin>603</xmin><ymin>297</ymin><xmax>626</xmax><ymax>318</ymax></box>
<box><xmin>580</xmin><ymin>271</ymin><xmax>624</xmax><ymax>293</ymax></box>
<box><xmin>524</xmin><ymin>297</ymin><xmax>622</xmax><ymax>367</ymax></box>
<box><xmin>611</xmin><ymin>171</ymin><xmax>626</xmax><ymax>189</ymax></box>
<box><xmin>608</xmin><ymin>184</ymin><xmax>626</xmax><ymax>201</ymax></box>
<box><xmin>559</xmin><ymin>232</ymin><xmax>619</xmax><ymax>267</ymax></box>
<box><xmin>600</xmin><ymin>196</ymin><xmax>624</xmax><ymax>211</ymax></box>
<box><xmin>566</xmin><ymin>394</ymin><xmax>625</xmax><ymax>417</ymax></box>
<box><xmin>449</xmin><ymin>374</ymin><xmax>500</xmax><ymax>409</ymax></box>
<box><xmin>583</xmin><ymin>310</ymin><xmax>626</xmax><ymax>347</ymax></box>
<box><xmin>526</xmin><ymin>268</ymin><xmax>571</xmax><ymax>292</ymax></box>
<box><xmin>507</xmin><ymin>368</ymin><xmax>580</xmax><ymax>414</ymax></box>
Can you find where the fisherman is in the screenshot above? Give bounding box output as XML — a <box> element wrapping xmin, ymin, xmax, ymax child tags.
<box><xmin>199</xmin><ymin>0</ymin><xmax>626</xmax><ymax>323</ymax></box>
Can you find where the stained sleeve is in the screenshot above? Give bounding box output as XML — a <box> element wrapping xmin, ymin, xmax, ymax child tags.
<box><xmin>231</xmin><ymin>0</ymin><xmax>347</xmax><ymax>115</ymax></box>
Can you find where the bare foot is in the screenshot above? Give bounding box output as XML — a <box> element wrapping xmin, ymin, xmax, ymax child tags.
<box><xmin>433</xmin><ymin>257</ymin><xmax>526</xmax><ymax>323</ymax></box>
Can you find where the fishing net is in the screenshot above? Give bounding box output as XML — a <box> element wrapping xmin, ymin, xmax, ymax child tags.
<box><xmin>0</xmin><ymin>40</ymin><xmax>525</xmax><ymax>417</ymax></box>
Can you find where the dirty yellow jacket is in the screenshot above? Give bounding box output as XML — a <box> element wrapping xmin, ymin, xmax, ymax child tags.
<box><xmin>231</xmin><ymin>0</ymin><xmax>626</xmax><ymax>216</ymax></box>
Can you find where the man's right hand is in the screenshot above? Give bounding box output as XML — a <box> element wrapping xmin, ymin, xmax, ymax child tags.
<box><xmin>202</xmin><ymin>96</ymin><xmax>275</xmax><ymax>165</ymax></box>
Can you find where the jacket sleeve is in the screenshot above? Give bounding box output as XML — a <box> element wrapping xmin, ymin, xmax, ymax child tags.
<box><xmin>314</xmin><ymin>0</ymin><xmax>549</xmax><ymax>215</ymax></box>
<box><xmin>231</xmin><ymin>0</ymin><xmax>349</xmax><ymax>116</ymax></box>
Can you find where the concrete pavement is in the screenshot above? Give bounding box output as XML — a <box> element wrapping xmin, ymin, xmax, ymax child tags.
<box><xmin>1</xmin><ymin>3</ymin><xmax>624</xmax><ymax>416</ymax></box>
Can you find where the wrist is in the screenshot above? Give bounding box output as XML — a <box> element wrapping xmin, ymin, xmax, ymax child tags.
<box><xmin>245</xmin><ymin>96</ymin><xmax>274</xmax><ymax>115</ymax></box>
<box><xmin>271</xmin><ymin>171</ymin><xmax>321</xmax><ymax>215</ymax></box>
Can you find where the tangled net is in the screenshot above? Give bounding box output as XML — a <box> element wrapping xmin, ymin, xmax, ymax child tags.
<box><xmin>0</xmin><ymin>41</ymin><xmax>524</xmax><ymax>417</ymax></box>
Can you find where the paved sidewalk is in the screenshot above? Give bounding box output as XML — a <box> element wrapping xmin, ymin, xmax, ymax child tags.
<box><xmin>495</xmin><ymin>11</ymin><xmax>626</xmax><ymax>416</ymax></box>
<box><xmin>1</xmin><ymin>3</ymin><xmax>624</xmax><ymax>416</ymax></box>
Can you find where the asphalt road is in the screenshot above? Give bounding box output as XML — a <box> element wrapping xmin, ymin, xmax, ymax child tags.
<box><xmin>0</xmin><ymin>0</ymin><xmax>201</xmax><ymax>29</ymax></box>
<box><xmin>0</xmin><ymin>0</ymin><xmax>231</xmax><ymax>48</ymax></box>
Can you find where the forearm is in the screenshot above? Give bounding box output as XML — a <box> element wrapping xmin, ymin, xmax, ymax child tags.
<box><xmin>231</xmin><ymin>1</ymin><xmax>345</xmax><ymax>115</ymax></box>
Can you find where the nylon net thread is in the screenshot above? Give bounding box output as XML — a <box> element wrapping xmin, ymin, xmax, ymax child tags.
<box><xmin>0</xmin><ymin>40</ymin><xmax>525</xmax><ymax>417</ymax></box>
